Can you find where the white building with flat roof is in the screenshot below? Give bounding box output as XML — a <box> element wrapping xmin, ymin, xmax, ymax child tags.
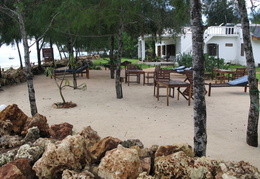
<box><xmin>138</xmin><ymin>24</ymin><xmax>260</xmax><ymax>66</ymax></box>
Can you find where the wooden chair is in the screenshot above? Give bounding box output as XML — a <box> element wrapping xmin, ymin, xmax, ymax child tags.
<box><xmin>125</xmin><ymin>64</ymin><xmax>141</xmax><ymax>83</ymax></box>
<box><xmin>177</xmin><ymin>70</ymin><xmax>194</xmax><ymax>100</ymax></box>
<box><xmin>213</xmin><ymin>68</ymin><xmax>226</xmax><ymax>83</ymax></box>
<box><xmin>154</xmin><ymin>68</ymin><xmax>173</xmax><ymax>97</ymax></box>
<box><xmin>232</xmin><ymin>67</ymin><xmax>247</xmax><ymax>80</ymax></box>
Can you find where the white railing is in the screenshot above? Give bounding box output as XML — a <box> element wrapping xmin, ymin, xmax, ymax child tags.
<box><xmin>204</xmin><ymin>26</ymin><xmax>239</xmax><ymax>40</ymax></box>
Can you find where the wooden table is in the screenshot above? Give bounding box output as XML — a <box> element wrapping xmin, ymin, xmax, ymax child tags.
<box><xmin>125</xmin><ymin>70</ymin><xmax>145</xmax><ymax>86</ymax></box>
<box><xmin>156</xmin><ymin>80</ymin><xmax>191</xmax><ymax>106</ymax></box>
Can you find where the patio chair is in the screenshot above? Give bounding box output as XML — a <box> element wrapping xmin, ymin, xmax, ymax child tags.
<box><xmin>154</xmin><ymin>68</ymin><xmax>173</xmax><ymax>97</ymax></box>
<box><xmin>177</xmin><ymin>70</ymin><xmax>194</xmax><ymax>100</ymax></box>
<box><xmin>54</xmin><ymin>64</ymin><xmax>89</xmax><ymax>79</ymax></box>
<box><xmin>177</xmin><ymin>70</ymin><xmax>207</xmax><ymax>100</ymax></box>
<box><xmin>125</xmin><ymin>64</ymin><xmax>145</xmax><ymax>85</ymax></box>
<box><xmin>232</xmin><ymin>67</ymin><xmax>247</xmax><ymax>80</ymax></box>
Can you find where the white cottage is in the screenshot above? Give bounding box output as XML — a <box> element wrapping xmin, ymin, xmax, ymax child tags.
<box><xmin>138</xmin><ymin>24</ymin><xmax>260</xmax><ymax>66</ymax></box>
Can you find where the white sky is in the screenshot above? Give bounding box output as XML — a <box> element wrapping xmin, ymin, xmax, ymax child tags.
<box><xmin>246</xmin><ymin>0</ymin><xmax>260</xmax><ymax>10</ymax></box>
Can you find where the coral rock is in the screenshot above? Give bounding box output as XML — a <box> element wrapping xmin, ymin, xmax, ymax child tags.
<box><xmin>0</xmin><ymin>135</ymin><xmax>23</xmax><ymax>149</ymax></box>
<box><xmin>137</xmin><ymin>172</ymin><xmax>155</xmax><ymax>179</ymax></box>
<box><xmin>141</xmin><ymin>157</ymin><xmax>152</xmax><ymax>174</ymax></box>
<box><xmin>216</xmin><ymin>161</ymin><xmax>260</xmax><ymax>178</ymax></box>
<box><xmin>62</xmin><ymin>169</ymin><xmax>95</xmax><ymax>179</ymax></box>
<box><xmin>32</xmin><ymin>135</ymin><xmax>87</xmax><ymax>179</ymax></box>
<box><xmin>33</xmin><ymin>137</ymin><xmax>55</xmax><ymax>150</ymax></box>
<box><xmin>89</xmin><ymin>136</ymin><xmax>122</xmax><ymax>162</ymax></box>
<box><xmin>0</xmin><ymin>104</ymin><xmax>28</xmax><ymax>135</ymax></box>
<box><xmin>22</xmin><ymin>113</ymin><xmax>50</xmax><ymax>137</ymax></box>
<box><xmin>155</xmin><ymin>143</ymin><xmax>194</xmax><ymax>157</ymax></box>
<box><xmin>0</xmin><ymin>120</ymin><xmax>13</xmax><ymax>136</ymax></box>
<box><xmin>79</xmin><ymin>126</ymin><xmax>100</xmax><ymax>148</ymax></box>
<box><xmin>49</xmin><ymin>122</ymin><xmax>73</xmax><ymax>140</ymax></box>
<box><xmin>0</xmin><ymin>149</ymin><xmax>18</xmax><ymax>167</ymax></box>
<box><xmin>154</xmin><ymin>151</ymin><xmax>197</xmax><ymax>178</ymax></box>
<box><xmin>121</xmin><ymin>139</ymin><xmax>144</xmax><ymax>149</ymax></box>
<box><xmin>22</xmin><ymin>126</ymin><xmax>40</xmax><ymax>143</ymax></box>
<box><xmin>98</xmin><ymin>144</ymin><xmax>142</xmax><ymax>178</ymax></box>
<box><xmin>14</xmin><ymin>144</ymin><xmax>44</xmax><ymax>163</ymax></box>
<box><xmin>0</xmin><ymin>158</ymin><xmax>36</xmax><ymax>179</ymax></box>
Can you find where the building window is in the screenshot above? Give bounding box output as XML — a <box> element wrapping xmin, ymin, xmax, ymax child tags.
<box><xmin>166</xmin><ymin>44</ymin><xmax>176</xmax><ymax>56</ymax></box>
<box><xmin>162</xmin><ymin>45</ymin><xmax>165</xmax><ymax>55</ymax></box>
<box><xmin>157</xmin><ymin>46</ymin><xmax>161</xmax><ymax>56</ymax></box>
<box><xmin>207</xmin><ymin>44</ymin><xmax>217</xmax><ymax>56</ymax></box>
<box><xmin>225</xmin><ymin>43</ymin><xmax>233</xmax><ymax>47</ymax></box>
<box><xmin>241</xmin><ymin>43</ymin><xmax>244</xmax><ymax>56</ymax></box>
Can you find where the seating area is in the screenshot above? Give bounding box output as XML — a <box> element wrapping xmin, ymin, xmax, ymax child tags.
<box><xmin>122</xmin><ymin>65</ymin><xmax>252</xmax><ymax>106</ymax></box>
<box><xmin>125</xmin><ymin>64</ymin><xmax>145</xmax><ymax>86</ymax></box>
<box><xmin>53</xmin><ymin>64</ymin><xmax>90</xmax><ymax>79</ymax></box>
<box><xmin>207</xmin><ymin>67</ymin><xmax>249</xmax><ymax>96</ymax></box>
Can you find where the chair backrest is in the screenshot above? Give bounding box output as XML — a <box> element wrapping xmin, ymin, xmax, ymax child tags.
<box><xmin>126</xmin><ymin>64</ymin><xmax>139</xmax><ymax>70</ymax></box>
<box><xmin>234</xmin><ymin>67</ymin><xmax>247</xmax><ymax>79</ymax></box>
<box><xmin>184</xmin><ymin>70</ymin><xmax>193</xmax><ymax>84</ymax></box>
<box><xmin>155</xmin><ymin>68</ymin><xmax>171</xmax><ymax>81</ymax></box>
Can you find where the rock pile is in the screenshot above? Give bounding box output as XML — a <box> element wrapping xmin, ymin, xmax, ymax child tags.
<box><xmin>0</xmin><ymin>104</ymin><xmax>259</xmax><ymax>179</ymax></box>
<box><xmin>0</xmin><ymin>68</ymin><xmax>27</xmax><ymax>86</ymax></box>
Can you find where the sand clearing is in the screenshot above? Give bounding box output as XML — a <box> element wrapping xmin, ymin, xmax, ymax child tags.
<box><xmin>1</xmin><ymin>68</ymin><xmax>260</xmax><ymax>169</ymax></box>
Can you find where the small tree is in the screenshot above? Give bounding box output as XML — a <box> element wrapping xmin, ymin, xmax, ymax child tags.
<box><xmin>46</xmin><ymin>61</ymin><xmax>86</xmax><ymax>108</ymax></box>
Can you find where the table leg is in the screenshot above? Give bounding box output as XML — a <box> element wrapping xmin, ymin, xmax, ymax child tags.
<box><xmin>157</xmin><ymin>83</ymin><xmax>159</xmax><ymax>101</ymax></box>
<box><xmin>166</xmin><ymin>87</ymin><xmax>169</xmax><ymax>106</ymax></box>
<box><xmin>128</xmin><ymin>74</ymin><xmax>130</xmax><ymax>86</ymax></box>
<box><xmin>188</xmin><ymin>85</ymin><xmax>191</xmax><ymax>106</ymax></box>
<box><xmin>143</xmin><ymin>73</ymin><xmax>145</xmax><ymax>85</ymax></box>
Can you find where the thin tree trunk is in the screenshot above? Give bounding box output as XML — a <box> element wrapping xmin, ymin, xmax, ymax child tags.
<box><xmin>15</xmin><ymin>39</ymin><xmax>23</xmax><ymax>69</ymax></box>
<box><xmin>110</xmin><ymin>35</ymin><xmax>115</xmax><ymax>79</ymax></box>
<box><xmin>190</xmin><ymin>0</ymin><xmax>207</xmax><ymax>157</ymax></box>
<box><xmin>115</xmin><ymin>8</ymin><xmax>124</xmax><ymax>99</ymax></box>
<box><xmin>238</xmin><ymin>0</ymin><xmax>259</xmax><ymax>147</ymax></box>
<box><xmin>17</xmin><ymin>10</ymin><xmax>38</xmax><ymax>116</ymax></box>
<box><xmin>36</xmin><ymin>38</ymin><xmax>42</xmax><ymax>70</ymax></box>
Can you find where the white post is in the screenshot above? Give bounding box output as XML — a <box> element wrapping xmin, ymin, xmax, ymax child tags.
<box><xmin>141</xmin><ymin>37</ymin><xmax>145</xmax><ymax>61</ymax></box>
<box><xmin>137</xmin><ymin>39</ymin><xmax>141</xmax><ymax>59</ymax></box>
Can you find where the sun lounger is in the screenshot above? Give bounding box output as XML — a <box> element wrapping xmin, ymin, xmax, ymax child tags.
<box><xmin>207</xmin><ymin>75</ymin><xmax>248</xmax><ymax>96</ymax></box>
<box><xmin>54</xmin><ymin>64</ymin><xmax>89</xmax><ymax>79</ymax></box>
<box><xmin>172</xmin><ymin>66</ymin><xmax>193</xmax><ymax>74</ymax></box>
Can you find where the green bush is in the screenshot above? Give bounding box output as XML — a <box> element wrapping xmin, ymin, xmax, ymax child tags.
<box><xmin>204</xmin><ymin>54</ymin><xmax>229</xmax><ymax>72</ymax></box>
<box><xmin>177</xmin><ymin>53</ymin><xmax>229</xmax><ymax>72</ymax></box>
<box><xmin>176</xmin><ymin>53</ymin><xmax>192</xmax><ymax>67</ymax></box>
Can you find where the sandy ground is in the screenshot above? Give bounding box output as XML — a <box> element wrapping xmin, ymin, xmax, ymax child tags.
<box><xmin>1</xmin><ymin>68</ymin><xmax>260</xmax><ymax>169</ymax></box>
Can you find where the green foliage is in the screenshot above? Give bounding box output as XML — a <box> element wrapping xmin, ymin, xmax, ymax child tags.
<box><xmin>177</xmin><ymin>53</ymin><xmax>229</xmax><ymax>72</ymax></box>
<box><xmin>204</xmin><ymin>54</ymin><xmax>229</xmax><ymax>72</ymax></box>
<box><xmin>202</xmin><ymin>0</ymin><xmax>240</xmax><ymax>26</ymax></box>
<box><xmin>176</xmin><ymin>53</ymin><xmax>192</xmax><ymax>67</ymax></box>
<box><xmin>250</xmin><ymin>9</ymin><xmax>260</xmax><ymax>24</ymax></box>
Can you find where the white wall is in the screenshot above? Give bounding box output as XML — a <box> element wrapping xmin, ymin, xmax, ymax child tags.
<box><xmin>204</xmin><ymin>35</ymin><xmax>249</xmax><ymax>65</ymax></box>
<box><xmin>252</xmin><ymin>40</ymin><xmax>260</xmax><ymax>66</ymax></box>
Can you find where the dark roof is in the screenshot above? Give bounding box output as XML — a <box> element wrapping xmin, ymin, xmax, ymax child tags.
<box><xmin>251</xmin><ymin>26</ymin><xmax>260</xmax><ymax>38</ymax></box>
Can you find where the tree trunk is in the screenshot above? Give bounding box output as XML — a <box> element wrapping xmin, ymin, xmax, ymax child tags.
<box><xmin>190</xmin><ymin>0</ymin><xmax>207</xmax><ymax>157</ymax></box>
<box><xmin>36</xmin><ymin>38</ymin><xmax>42</xmax><ymax>70</ymax></box>
<box><xmin>110</xmin><ymin>35</ymin><xmax>115</xmax><ymax>79</ymax></box>
<box><xmin>115</xmin><ymin>8</ymin><xmax>124</xmax><ymax>99</ymax></box>
<box><xmin>67</xmin><ymin>36</ymin><xmax>77</xmax><ymax>89</ymax></box>
<box><xmin>17</xmin><ymin>10</ymin><xmax>38</xmax><ymax>116</ymax></box>
<box><xmin>15</xmin><ymin>39</ymin><xmax>23</xmax><ymax>69</ymax></box>
<box><xmin>237</xmin><ymin>0</ymin><xmax>259</xmax><ymax>147</ymax></box>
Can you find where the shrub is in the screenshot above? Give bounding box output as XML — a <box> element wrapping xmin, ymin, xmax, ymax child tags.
<box><xmin>176</xmin><ymin>53</ymin><xmax>229</xmax><ymax>72</ymax></box>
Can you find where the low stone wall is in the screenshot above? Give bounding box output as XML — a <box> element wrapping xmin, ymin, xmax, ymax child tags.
<box><xmin>0</xmin><ymin>104</ymin><xmax>259</xmax><ymax>178</ymax></box>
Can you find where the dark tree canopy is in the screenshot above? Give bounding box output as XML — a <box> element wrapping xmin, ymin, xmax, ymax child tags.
<box><xmin>203</xmin><ymin>0</ymin><xmax>240</xmax><ymax>26</ymax></box>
